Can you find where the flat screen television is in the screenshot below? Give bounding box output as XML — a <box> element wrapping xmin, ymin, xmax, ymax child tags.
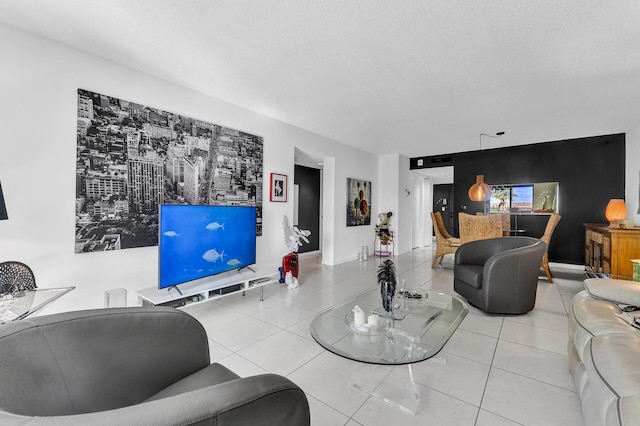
<box><xmin>158</xmin><ymin>204</ymin><xmax>257</xmax><ymax>290</ymax></box>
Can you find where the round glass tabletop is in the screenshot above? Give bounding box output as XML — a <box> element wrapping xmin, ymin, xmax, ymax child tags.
<box><xmin>310</xmin><ymin>288</ymin><xmax>468</xmax><ymax>365</ymax></box>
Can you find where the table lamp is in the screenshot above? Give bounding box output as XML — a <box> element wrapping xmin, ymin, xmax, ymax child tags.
<box><xmin>605</xmin><ymin>199</ymin><xmax>626</xmax><ymax>227</ymax></box>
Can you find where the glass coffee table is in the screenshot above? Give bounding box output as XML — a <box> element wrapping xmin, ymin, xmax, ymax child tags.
<box><xmin>0</xmin><ymin>287</ymin><xmax>75</xmax><ymax>323</ymax></box>
<box><xmin>310</xmin><ymin>286</ymin><xmax>468</xmax><ymax>413</ymax></box>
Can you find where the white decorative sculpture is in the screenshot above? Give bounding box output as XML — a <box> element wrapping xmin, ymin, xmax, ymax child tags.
<box><xmin>283</xmin><ymin>215</ymin><xmax>311</xmax><ymax>253</ymax></box>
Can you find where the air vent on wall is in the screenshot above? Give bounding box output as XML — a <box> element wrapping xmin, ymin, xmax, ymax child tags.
<box><xmin>410</xmin><ymin>154</ymin><xmax>453</xmax><ymax>169</ymax></box>
<box><xmin>430</xmin><ymin>155</ymin><xmax>452</xmax><ymax>164</ymax></box>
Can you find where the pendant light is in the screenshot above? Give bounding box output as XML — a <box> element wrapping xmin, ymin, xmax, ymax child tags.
<box><xmin>468</xmin><ymin>132</ymin><xmax>504</xmax><ymax>202</ymax></box>
<box><xmin>468</xmin><ymin>175</ymin><xmax>490</xmax><ymax>201</ymax></box>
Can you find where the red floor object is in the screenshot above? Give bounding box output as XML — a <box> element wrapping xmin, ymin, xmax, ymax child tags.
<box><xmin>282</xmin><ymin>253</ymin><xmax>299</xmax><ymax>279</ymax></box>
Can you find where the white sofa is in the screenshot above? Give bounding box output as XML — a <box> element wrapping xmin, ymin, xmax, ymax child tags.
<box><xmin>568</xmin><ymin>278</ymin><xmax>640</xmax><ymax>426</ymax></box>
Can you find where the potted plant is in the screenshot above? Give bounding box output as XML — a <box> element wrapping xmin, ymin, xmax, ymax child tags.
<box><xmin>377</xmin><ymin>259</ymin><xmax>397</xmax><ymax>312</ymax></box>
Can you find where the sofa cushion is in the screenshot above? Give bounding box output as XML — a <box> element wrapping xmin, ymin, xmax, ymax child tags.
<box><xmin>584</xmin><ymin>278</ymin><xmax>640</xmax><ymax>306</ymax></box>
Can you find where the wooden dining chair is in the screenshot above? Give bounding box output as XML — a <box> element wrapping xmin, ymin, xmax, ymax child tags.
<box><xmin>431</xmin><ymin>212</ymin><xmax>460</xmax><ymax>267</ymax></box>
<box><xmin>540</xmin><ymin>213</ymin><xmax>561</xmax><ymax>283</ymax></box>
<box><xmin>458</xmin><ymin>213</ymin><xmax>504</xmax><ymax>245</ymax></box>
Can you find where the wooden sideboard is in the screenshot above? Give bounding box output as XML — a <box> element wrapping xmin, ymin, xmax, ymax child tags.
<box><xmin>584</xmin><ymin>223</ymin><xmax>640</xmax><ymax>278</ymax></box>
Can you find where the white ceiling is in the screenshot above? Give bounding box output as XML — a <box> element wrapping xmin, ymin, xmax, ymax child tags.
<box><xmin>2</xmin><ymin>0</ymin><xmax>640</xmax><ymax>158</ymax></box>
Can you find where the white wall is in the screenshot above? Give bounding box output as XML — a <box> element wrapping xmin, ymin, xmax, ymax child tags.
<box><xmin>397</xmin><ymin>155</ymin><xmax>413</xmax><ymax>255</ymax></box>
<box><xmin>412</xmin><ymin>174</ymin><xmax>432</xmax><ymax>249</ymax></box>
<box><xmin>332</xmin><ymin>149</ymin><xmax>378</xmax><ymax>264</ymax></box>
<box><xmin>377</xmin><ymin>154</ymin><xmax>412</xmax><ymax>256</ymax></box>
<box><xmin>626</xmin><ymin>122</ymin><xmax>640</xmax><ymax>225</ymax></box>
<box><xmin>0</xmin><ymin>23</ymin><xmax>378</xmax><ymax>314</ymax></box>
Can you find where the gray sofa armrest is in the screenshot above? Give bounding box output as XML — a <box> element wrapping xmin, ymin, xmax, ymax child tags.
<box><xmin>0</xmin><ymin>373</ymin><xmax>310</xmax><ymax>426</ymax></box>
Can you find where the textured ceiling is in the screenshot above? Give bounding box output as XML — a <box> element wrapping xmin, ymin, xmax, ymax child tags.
<box><xmin>2</xmin><ymin>0</ymin><xmax>639</xmax><ymax>158</ymax></box>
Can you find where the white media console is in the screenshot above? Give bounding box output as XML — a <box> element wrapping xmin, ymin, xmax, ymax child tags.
<box><xmin>137</xmin><ymin>265</ymin><xmax>280</xmax><ymax>308</ymax></box>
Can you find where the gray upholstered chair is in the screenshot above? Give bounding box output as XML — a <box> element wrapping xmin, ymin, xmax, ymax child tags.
<box><xmin>0</xmin><ymin>307</ymin><xmax>310</xmax><ymax>425</ymax></box>
<box><xmin>454</xmin><ymin>237</ymin><xmax>546</xmax><ymax>314</ymax></box>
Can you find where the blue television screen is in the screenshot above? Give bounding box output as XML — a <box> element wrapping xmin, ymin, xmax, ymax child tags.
<box><xmin>158</xmin><ymin>205</ymin><xmax>257</xmax><ymax>289</ymax></box>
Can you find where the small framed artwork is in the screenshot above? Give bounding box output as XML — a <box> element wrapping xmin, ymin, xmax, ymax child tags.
<box><xmin>270</xmin><ymin>173</ymin><xmax>288</xmax><ymax>202</ymax></box>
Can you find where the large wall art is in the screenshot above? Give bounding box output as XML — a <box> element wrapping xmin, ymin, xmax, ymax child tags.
<box><xmin>346</xmin><ymin>178</ymin><xmax>371</xmax><ymax>226</ymax></box>
<box><xmin>75</xmin><ymin>89</ymin><xmax>263</xmax><ymax>253</ymax></box>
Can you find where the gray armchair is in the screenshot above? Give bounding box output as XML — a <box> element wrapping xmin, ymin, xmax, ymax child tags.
<box><xmin>0</xmin><ymin>307</ymin><xmax>310</xmax><ymax>425</ymax></box>
<box><xmin>454</xmin><ymin>237</ymin><xmax>546</xmax><ymax>314</ymax></box>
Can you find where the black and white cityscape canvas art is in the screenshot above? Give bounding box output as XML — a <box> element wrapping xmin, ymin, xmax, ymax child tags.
<box><xmin>75</xmin><ymin>89</ymin><xmax>263</xmax><ymax>253</ymax></box>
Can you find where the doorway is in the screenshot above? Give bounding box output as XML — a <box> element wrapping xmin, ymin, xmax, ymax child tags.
<box><xmin>294</xmin><ymin>165</ymin><xmax>321</xmax><ymax>253</ymax></box>
<box><xmin>411</xmin><ymin>166</ymin><xmax>454</xmax><ymax>248</ymax></box>
<box><xmin>433</xmin><ymin>184</ymin><xmax>455</xmax><ymax>237</ymax></box>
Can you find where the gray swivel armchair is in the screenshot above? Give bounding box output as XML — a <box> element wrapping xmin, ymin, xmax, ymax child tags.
<box><xmin>0</xmin><ymin>307</ymin><xmax>310</xmax><ymax>425</ymax></box>
<box><xmin>454</xmin><ymin>237</ymin><xmax>546</xmax><ymax>314</ymax></box>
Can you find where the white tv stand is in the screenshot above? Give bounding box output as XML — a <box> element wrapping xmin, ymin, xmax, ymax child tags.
<box><xmin>137</xmin><ymin>265</ymin><xmax>280</xmax><ymax>309</ymax></box>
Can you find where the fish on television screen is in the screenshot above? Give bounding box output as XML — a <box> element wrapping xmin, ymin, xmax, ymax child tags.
<box><xmin>159</xmin><ymin>205</ymin><xmax>257</xmax><ymax>290</ymax></box>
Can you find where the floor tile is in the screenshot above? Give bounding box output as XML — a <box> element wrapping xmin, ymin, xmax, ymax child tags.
<box><xmin>476</xmin><ymin>409</ymin><xmax>523</xmax><ymax>425</ymax></box>
<box><xmin>393</xmin><ymin>351</ymin><xmax>490</xmax><ymax>406</ymax></box>
<box><xmin>286</xmin><ymin>287</ymin><xmax>345</xmax><ymax>312</ymax></box>
<box><xmin>183</xmin><ymin>299</ymin><xmax>247</xmax><ymax>328</ymax></box>
<box><xmin>214</xmin><ymin>290</ymin><xmax>285</xmax><ymax>315</ymax></box>
<box><xmin>217</xmin><ymin>353</ymin><xmax>269</xmax><ymax>377</ymax></box>
<box><xmin>458</xmin><ymin>310</ymin><xmax>504</xmax><ymax>338</ymax></box>
<box><xmin>506</xmin><ymin>304</ymin><xmax>569</xmax><ymax>333</ymax></box>
<box><xmin>204</xmin><ymin>315</ymin><xmax>281</xmax><ymax>352</ymax></box>
<box><xmin>249</xmin><ymin>302</ymin><xmax>316</xmax><ymax>328</ymax></box>
<box><xmin>442</xmin><ymin>328</ymin><xmax>498</xmax><ymax>365</ymax></box>
<box><xmin>481</xmin><ymin>368</ymin><xmax>584</xmax><ymax>425</ymax></box>
<box><xmin>287</xmin><ymin>351</ymin><xmax>388</xmax><ymax>417</ymax></box>
<box><xmin>499</xmin><ymin>319</ymin><xmax>567</xmax><ymax>355</ymax></box>
<box><xmin>352</xmin><ymin>373</ymin><xmax>478</xmax><ymax>425</ymax></box>
<box><xmin>307</xmin><ymin>395</ymin><xmax>350</xmax><ymax>426</ymax></box>
<box><xmin>492</xmin><ymin>340</ymin><xmax>575</xmax><ymax>391</ymax></box>
<box><xmin>286</xmin><ymin>315</ymin><xmax>316</xmax><ymax>341</ymax></box>
<box><xmin>237</xmin><ymin>329</ymin><xmax>324</xmax><ymax>376</ymax></box>
<box><xmin>207</xmin><ymin>337</ymin><xmax>233</xmax><ymax>362</ymax></box>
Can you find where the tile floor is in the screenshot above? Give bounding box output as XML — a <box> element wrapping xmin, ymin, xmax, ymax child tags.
<box><xmin>183</xmin><ymin>247</ymin><xmax>586</xmax><ymax>425</ymax></box>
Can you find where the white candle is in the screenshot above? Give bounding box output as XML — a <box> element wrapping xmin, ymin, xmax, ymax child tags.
<box><xmin>368</xmin><ymin>313</ymin><xmax>379</xmax><ymax>327</ymax></box>
<box><xmin>353</xmin><ymin>305</ymin><xmax>365</xmax><ymax>326</ymax></box>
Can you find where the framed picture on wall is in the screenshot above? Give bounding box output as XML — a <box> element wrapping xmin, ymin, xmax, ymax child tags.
<box><xmin>347</xmin><ymin>178</ymin><xmax>371</xmax><ymax>226</ymax></box>
<box><xmin>75</xmin><ymin>89</ymin><xmax>264</xmax><ymax>253</ymax></box>
<box><xmin>270</xmin><ymin>173</ymin><xmax>287</xmax><ymax>202</ymax></box>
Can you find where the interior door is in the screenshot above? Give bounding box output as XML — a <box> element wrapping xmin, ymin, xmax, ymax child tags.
<box><xmin>433</xmin><ymin>184</ymin><xmax>455</xmax><ymax>237</ymax></box>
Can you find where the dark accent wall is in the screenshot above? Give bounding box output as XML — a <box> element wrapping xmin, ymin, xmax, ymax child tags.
<box><xmin>294</xmin><ymin>165</ymin><xmax>321</xmax><ymax>253</ymax></box>
<box><xmin>412</xmin><ymin>134</ymin><xmax>625</xmax><ymax>265</ymax></box>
